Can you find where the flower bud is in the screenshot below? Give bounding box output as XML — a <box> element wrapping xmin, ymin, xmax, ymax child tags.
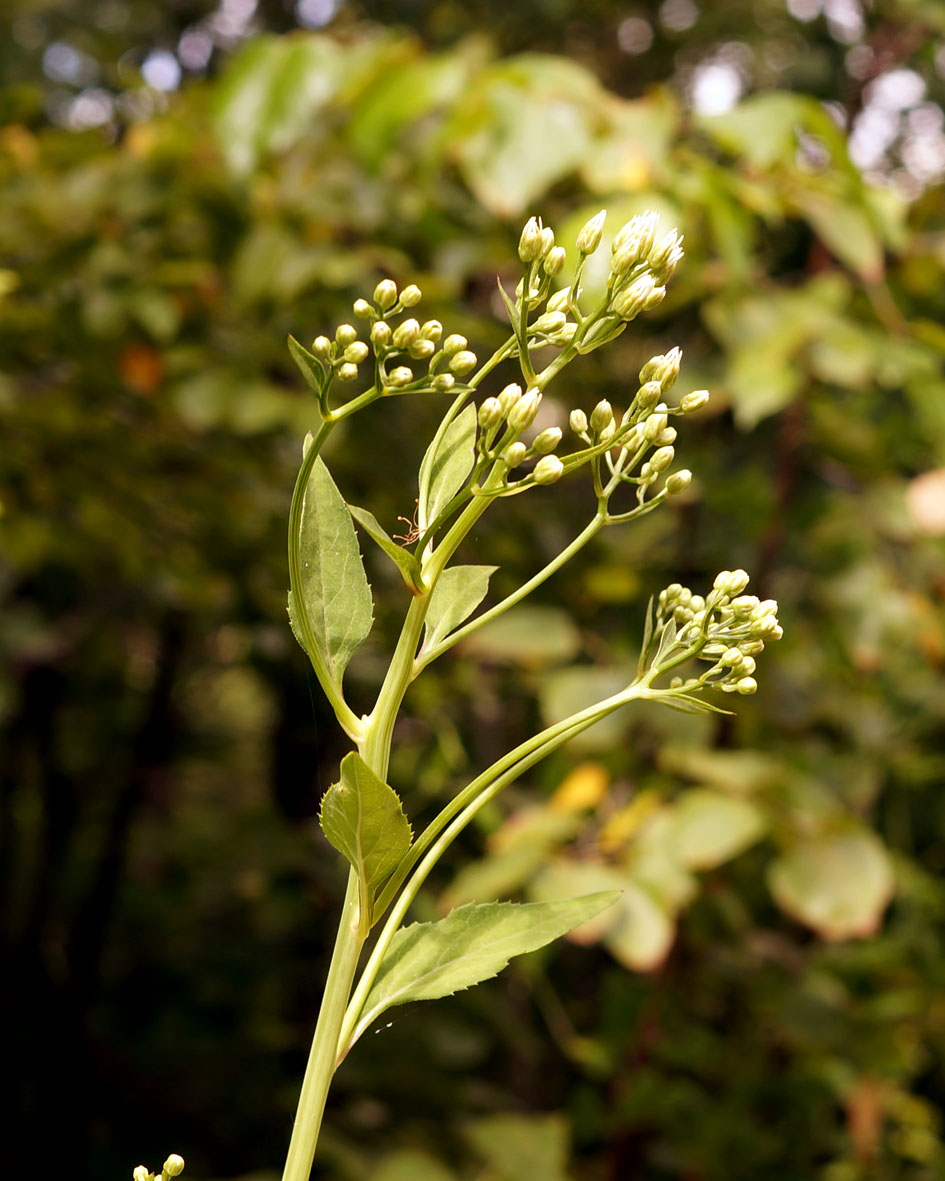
<box><xmin>613</xmin><ymin>274</ymin><xmax>665</xmax><ymax>320</ymax></box>
<box><xmin>657</xmin><ymin>426</ymin><xmax>677</xmax><ymax>445</ymax></box>
<box><xmin>392</xmin><ymin>318</ymin><xmax>420</xmax><ymax>349</ymax></box>
<box><xmin>736</xmin><ymin>676</ymin><xmax>758</xmax><ymax>695</ymax></box>
<box><xmin>387</xmin><ymin>366</ymin><xmax>413</xmax><ymax>387</ymax></box>
<box><xmin>532</xmin><ymin>426</ymin><xmax>563</xmax><ymax>454</ymax></box>
<box><xmin>533</xmin><ymin>455</ymin><xmax>565</xmax><ymax>485</ymax></box>
<box><xmin>549</xmin><ymin>322</ymin><xmax>578</xmax><ymax>345</ymax></box>
<box><xmin>611</xmin><ymin>211</ymin><xmax>659</xmax><ymax>273</ymax></box>
<box><xmin>665</xmin><ymin>469</ymin><xmax>692</xmax><ymax>495</ymax></box>
<box><xmin>590</xmin><ymin>400</ymin><xmax>614</xmax><ymax>433</ymax></box>
<box><xmin>547</xmin><ymin>288</ymin><xmax>572</xmax><ymax>313</ymax></box>
<box><xmin>409</xmin><ymin>339</ymin><xmax>436</xmax><ymax>360</ymax></box>
<box><xmin>312</xmin><ymin>335</ymin><xmax>332</xmax><ymax>359</ymax></box>
<box><xmin>543</xmin><ymin>245</ymin><xmax>566</xmax><ymax>276</ymax></box>
<box><xmin>518</xmin><ymin>216</ymin><xmax>543</xmax><ymax>262</ymax></box>
<box><xmin>433</xmin><ymin>373</ymin><xmax>456</xmax><ymax>392</ymax></box>
<box><xmin>498</xmin><ymin>383</ymin><xmax>523</xmax><ymax>416</ymax></box>
<box><xmin>680</xmin><ymin>388</ymin><xmax>710</xmax><ymax>414</ymax></box>
<box><xmin>337</xmin><ymin>362</ymin><xmax>358</xmax><ymax>381</ymax></box>
<box><xmin>370</xmin><ymin>320</ymin><xmax>391</xmax><ymax>346</ymax></box>
<box><xmin>344</xmin><ymin>342</ymin><xmax>369</xmax><ymax>364</ymax></box>
<box><xmin>503</xmin><ymin>441</ymin><xmax>528</xmax><ymax>467</ymax></box>
<box><xmin>163</xmin><ymin>1156</ymin><xmax>185</xmax><ymax>1178</ymax></box>
<box><xmin>538</xmin><ymin>226</ymin><xmax>556</xmax><ymax>258</ymax></box>
<box><xmin>449</xmin><ymin>350</ymin><xmax>477</xmax><ymax>375</ymax></box>
<box><xmin>374</xmin><ymin>279</ymin><xmax>398</xmax><ymax>310</ymax></box>
<box><xmin>649</xmin><ymin>227</ymin><xmax>685</xmax><ymax>281</ymax></box>
<box><xmin>532</xmin><ymin>310</ymin><xmax>567</xmax><ymax>335</ymax></box>
<box><xmin>478</xmin><ymin>397</ymin><xmax>502</xmax><ymax>430</ymax></box>
<box><xmin>133</xmin><ymin>1168</ymin><xmax>151</xmax><ymax>1181</ymax></box>
<box><xmin>508</xmin><ymin>388</ymin><xmax>542</xmax><ymax>431</ymax></box>
<box><xmin>442</xmin><ymin>333</ymin><xmax>468</xmax><ymax>355</ymax></box>
<box><xmin>576</xmin><ymin>209</ymin><xmax>606</xmax><ymax>255</ymax></box>
<box><xmin>714</xmin><ymin>569</ymin><xmax>751</xmax><ymax>597</ymax></box>
<box><xmin>639</xmin><ymin>346</ymin><xmax>682</xmax><ymax>390</ymax></box>
<box><xmin>569</xmin><ymin>408</ymin><xmax>588</xmax><ymax>435</ymax></box>
<box><xmin>643</xmin><ymin>411</ymin><xmax>668</xmax><ymax>441</ymax></box>
<box><xmin>600</xmin><ymin>419</ymin><xmax>616</xmax><ymax>444</ymax></box>
<box><xmin>636</xmin><ymin>381</ymin><xmax>662</xmax><ymax>411</ymax></box>
<box><xmin>353</xmin><ymin>298</ymin><xmax>374</xmax><ymax>319</ymax></box>
<box><xmin>335</xmin><ymin>323</ymin><xmax>358</xmax><ymax>346</ymax></box>
<box><xmin>400</xmin><ymin>284</ymin><xmax>422</xmax><ymax>307</ymax></box>
<box><xmin>650</xmin><ymin>445</ymin><xmax>675</xmax><ymax>472</ymax></box>
<box><xmin>420</xmin><ymin>319</ymin><xmax>443</xmax><ymax>342</ymax></box>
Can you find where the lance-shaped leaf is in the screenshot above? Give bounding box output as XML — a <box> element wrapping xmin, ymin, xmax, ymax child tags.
<box><xmin>422</xmin><ymin>564</ymin><xmax>496</xmax><ymax>653</ymax></box>
<box><xmin>287</xmin><ymin>333</ymin><xmax>326</xmax><ymax>395</ymax></box>
<box><xmin>295</xmin><ymin>457</ymin><xmax>373</xmax><ymax>689</ymax></box>
<box><xmin>320</xmin><ymin>753</ymin><xmax>413</xmax><ymax>920</ymax></box>
<box><xmin>352</xmin><ymin>893</ymin><xmax>618</xmax><ymax>1043</ymax></box>
<box><xmin>417</xmin><ymin>403</ymin><xmax>477</xmax><ymax>533</ymax></box>
<box><xmin>349</xmin><ymin>504</ymin><xmax>425</xmax><ymax>594</ymax></box>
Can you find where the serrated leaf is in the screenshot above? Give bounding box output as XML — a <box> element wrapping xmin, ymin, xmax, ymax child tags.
<box><xmin>296</xmin><ymin>457</ymin><xmax>373</xmax><ymax>688</ymax></box>
<box><xmin>287</xmin><ymin>333</ymin><xmax>325</xmax><ymax>395</ymax></box>
<box><xmin>418</xmin><ymin>403</ymin><xmax>477</xmax><ymax>533</ymax></box>
<box><xmin>423</xmin><ymin>564</ymin><xmax>496</xmax><ymax>652</ymax></box>
<box><xmin>349</xmin><ymin>504</ymin><xmax>424</xmax><ymax>593</ymax></box>
<box><xmin>353</xmin><ymin>894</ymin><xmax>618</xmax><ymax>1040</ymax></box>
<box><xmin>320</xmin><ymin>752</ymin><xmax>412</xmax><ymax>920</ymax></box>
<box><xmin>768</xmin><ymin>830</ymin><xmax>894</xmax><ymax>941</ymax></box>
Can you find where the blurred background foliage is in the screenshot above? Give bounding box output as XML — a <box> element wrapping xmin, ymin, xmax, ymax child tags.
<box><xmin>3</xmin><ymin>1</ymin><xmax>945</xmax><ymax>1179</ymax></box>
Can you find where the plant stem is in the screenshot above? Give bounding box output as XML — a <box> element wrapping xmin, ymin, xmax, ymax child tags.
<box><xmin>281</xmin><ymin>868</ymin><xmax>365</xmax><ymax>1181</ymax></box>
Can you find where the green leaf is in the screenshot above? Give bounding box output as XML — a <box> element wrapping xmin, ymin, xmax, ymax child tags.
<box><xmin>349</xmin><ymin>504</ymin><xmax>425</xmax><ymax>593</ymax></box>
<box><xmin>355</xmin><ymin>894</ymin><xmax>618</xmax><ymax>1038</ymax></box>
<box><xmin>792</xmin><ymin>187</ymin><xmax>884</xmax><ymax>283</ymax></box>
<box><xmin>296</xmin><ymin>457</ymin><xmax>374</xmax><ymax>689</ymax></box>
<box><xmin>287</xmin><ymin>333</ymin><xmax>325</xmax><ymax>395</ymax></box>
<box><xmin>768</xmin><ymin>829</ymin><xmax>895</xmax><ymax>941</ymax></box>
<box><xmin>418</xmin><ymin>403</ymin><xmax>477</xmax><ymax>533</ymax></box>
<box><xmin>319</xmin><ymin>753</ymin><xmax>412</xmax><ymax>919</ymax></box>
<box><xmin>371</xmin><ymin>1151</ymin><xmax>458</xmax><ymax>1181</ymax></box>
<box><xmin>465</xmin><ymin>1113</ymin><xmax>570</xmax><ymax>1181</ymax></box>
<box><xmin>422</xmin><ymin>564</ymin><xmax>496</xmax><ymax>652</ymax></box>
<box><xmin>666</xmin><ymin>789</ymin><xmax>766</xmax><ymax>870</ymax></box>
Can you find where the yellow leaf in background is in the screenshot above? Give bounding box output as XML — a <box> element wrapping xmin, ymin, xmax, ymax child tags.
<box><xmin>549</xmin><ymin>762</ymin><xmax>609</xmax><ymax>813</ymax></box>
<box><xmin>598</xmin><ymin>789</ymin><xmax>662</xmax><ymax>853</ymax></box>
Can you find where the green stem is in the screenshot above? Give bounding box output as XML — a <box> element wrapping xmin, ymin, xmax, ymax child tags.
<box><xmin>281</xmin><ymin>869</ymin><xmax>365</xmax><ymax>1181</ymax></box>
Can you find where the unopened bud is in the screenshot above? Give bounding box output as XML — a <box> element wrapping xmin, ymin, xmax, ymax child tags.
<box><xmin>344</xmin><ymin>342</ymin><xmax>369</xmax><ymax>364</ymax></box>
<box><xmin>532</xmin><ymin>310</ymin><xmax>567</xmax><ymax>335</ymax></box>
<box><xmin>498</xmin><ymin>383</ymin><xmax>523</xmax><ymax>416</ymax></box>
<box><xmin>636</xmin><ymin>381</ymin><xmax>662</xmax><ymax>411</ymax></box>
<box><xmin>352</xmin><ymin>298</ymin><xmax>374</xmax><ymax>319</ymax></box>
<box><xmin>643</xmin><ymin>411</ymin><xmax>668</xmax><ymax>441</ymax></box>
<box><xmin>370</xmin><ymin>320</ymin><xmax>391</xmax><ymax>346</ymax></box>
<box><xmin>736</xmin><ymin>677</ymin><xmax>758</xmax><ymax>695</ymax></box>
<box><xmin>518</xmin><ymin>216</ymin><xmax>543</xmax><ymax>262</ymax></box>
<box><xmin>133</xmin><ymin>1168</ymin><xmax>151</xmax><ymax>1181</ymax></box>
<box><xmin>639</xmin><ymin>346</ymin><xmax>682</xmax><ymax>390</ymax></box>
<box><xmin>547</xmin><ymin>288</ymin><xmax>572</xmax><ymax>313</ymax></box>
<box><xmin>449</xmin><ymin>350</ymin><xmax>477</xmax><ymax>375</ymax></box>
<box><xmin>420</xmin><ymin>319</ymin><xmax>443</xmax><ymax>342</ymax></box>
<box><xmin>479</xmin><ymin>397</ymin><xmax>502</xmax><ymax>430</ymax></box>
<box><xmin>508</xmin><ymin>388</ymin><xmax>542</xmax><ymax>431</ymax></box>
<box><xmin>392</xmin><ymin>318</ymin><xmax>420</xmax><ymax>349</ymax></box>
<box><xmin>532</xmin><ymin>426</ymin><xmax>563</xmax><ymax>454</ymax></box>
<box><xmin>409</xmin><ymin>339</ymin><xmax>436</xmax><ymax>360</ymax></box>
<box><xmin>442</xmin><ymin>334</ymin><xmax>468</xmax><ymax>355</ymax></box>
<box><xmin>433</xmin><ymin>373</ymin><xmax>456</xmax><ymax>392</ymax></box>
<box><xmin>337</xmin><ymin>362</ymin><xmax>358</xmax><ymax>381</ymax></box>
<box><xmin>503</xmin><ymin>441</ymin><xmax>528</xmax><ymax>467</ymax></box>
<box><xmin>665</xmin><ymin>469</ymin><xmax>692</xmax><ymax>494</ymax></box>
<box><xmin>714</xmin><ymin>569</ymin><xmax>751</xmax><ymax>597</ymax></box>
<box><xmin>400</xmin><ymin>284</ymin><xmax>422</xmax><ymax>307</ymax></box>
<box><xmin>387</xmin><ymin>366</ymin><xmax>413</xmax><ymax>387</ymax></box>
<box><xmin>611</xmin><ymin>211</ymin><xmax>659</xmax><ymax>273</ymax></box>
<box><xmin>650</xmin><ymin>445</ymin><xmax>675</xmax><ymax>472</ymax></box>
<box><xmin>569</xmin><ymin>408</ymin><xmax>588</xmax><ymax>435</ymax></box>
<box><xmin>543</xmin><ymin>246</ymin><xmax>566</xmax><ymax>276</ymax></box>
<box><xmin>649</xmin><ymin>228</ymin><xmax>684</xmax><ymax>281</ymax></box>
<box><xmin>533</xmin><ymin>455</ymin><xmax>565</xmax><ymax>485</ymax></box>
<box><xmin>657</xmin><ymin>426</ymin><xmax>677</xmax><ymax>445</ymax></box>
<box><xmin>613</xmin><ymin>274</ymin><xmax>665</xmax><ymax>320</ymax></box>
<box><xmin>335</xmin><ymin>323</ymin><xmax>357</xmax><ymax>346</ymax></box>
<box><xmin>163</xmin><ymin>1156</ymin><xmax>185</xmax><ymax>1178</ymax></box>
<box><xmin>590</xmin><ymin>400</ymin><xmax>614</xmax><ymax>433</ymax></box>
<box><xmin>680</xmin><ymin>388</ymin><xmax>710</xmax><ymax>414</ymax></box>
<box><xmin>538</xmin><ymin>226</ymin><xmax>555</xmax><ymax>258</ymax></box>
<box><xmin>576</xmin><ymin>209</ymin><xmax>606</xmax><ymax>255</ymax></box>
<box><xmin>374</xmin><ymin>279</ymin><xmax>398</xmax><ymax>310</ymax></box>
<box><xmin>312</xmin><ymin>335</ymin><xmax>332</xmax><ymax>359</ymax></box>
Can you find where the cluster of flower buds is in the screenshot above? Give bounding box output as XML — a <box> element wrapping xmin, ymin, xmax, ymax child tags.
<box><xmin>475</xmin><ymin>382</ymin><xmax>566</xmax><ymax>487</ymax></box>
<box><xmin>602</xmin><ymin>210</ymin><xmax>685</xmax><ymax>322</ymax></box>
<box><xmin>518</xmin><ymin>216</ymin><xmax>567</xmax><ymax>278</ymax></box>
<box><xmin>133</xmin><ymin>1155</ymin><xmax>184</xmax><ymax>1181</ymax></box>
<box><xmin>655</xmin><ymin>570</ymin><xmax>782</xmax><ymax>695</ymax></box>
